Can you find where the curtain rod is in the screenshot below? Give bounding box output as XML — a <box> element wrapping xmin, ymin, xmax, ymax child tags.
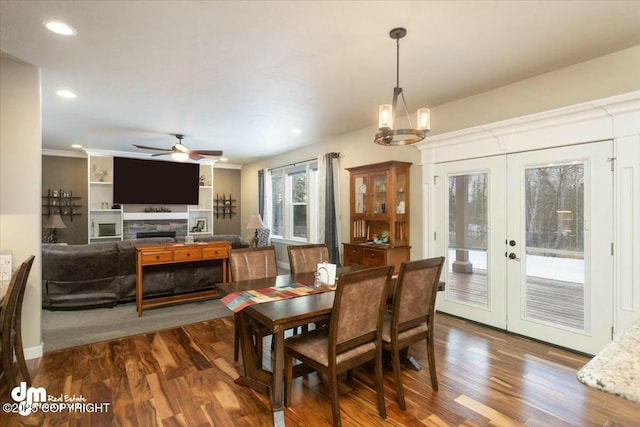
<box><xmin>267</xmin><ymin>157</ymin><xmax>319</xmax><ymax>172</ymax></box>
<box><xmin>267</xmin><ymin>152</ymin><xmax>341</xmax><ymax>172</ymax></box>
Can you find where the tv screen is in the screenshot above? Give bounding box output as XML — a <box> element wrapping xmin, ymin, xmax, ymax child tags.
<box><xmin>113</xmin><ymin>157</ymin><xmax>200</xmax><ymax>205</ymax></box>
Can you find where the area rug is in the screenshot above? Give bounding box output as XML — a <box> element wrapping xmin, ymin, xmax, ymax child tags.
<box><xmin>577</xmin><ymin>319</ymin><xmax>640</xmax><ymax>403</ymax></box>
<box><xmin>42</xmin><ymin>299</ymin><xmax>232</xmax><ymax>352</ymax></box>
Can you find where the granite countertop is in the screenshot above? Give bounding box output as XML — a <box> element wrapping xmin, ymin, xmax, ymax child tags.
<box><xmin>577</xmin><ymin>319</ymin><xmax>640</xmax><ymax>402</ymax></box>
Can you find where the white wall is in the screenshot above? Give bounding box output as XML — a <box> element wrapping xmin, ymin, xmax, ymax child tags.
<box><xmin>0</xmin><ymin>53</ymin><xmax>43</xmax><ymax>358</ymax></box>
<box><xmin>241</xmin><ymin>45</ymin><xmax>640</xmax><ymax>265</ymax></box>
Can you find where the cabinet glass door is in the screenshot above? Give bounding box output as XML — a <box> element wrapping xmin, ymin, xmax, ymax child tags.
<box><xmin>371</xmin><ymin>171</ymin><xmax>388</xmax><ymax>216</ymax></box>
<box><xmin>353</xmin><ymin>173</ymin><xmax>367</xmax><ymax>215</ymax></box>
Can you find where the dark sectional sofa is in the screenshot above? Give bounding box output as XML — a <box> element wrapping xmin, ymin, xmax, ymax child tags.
<box><xmin>42</xmin><ymin>234</ymin><xmax>248</xmax><ymax>310</ymax></box>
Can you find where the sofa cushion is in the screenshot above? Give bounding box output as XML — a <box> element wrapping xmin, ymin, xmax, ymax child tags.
<box><xmin>194</xmin><ymin>234</ymin><xmax>249</xmax><ymax>248</ymax></box>
<box><xmin>42</xmin><ymin>242</ymin><xmax>120</xmax><ymax>309</ymax></box>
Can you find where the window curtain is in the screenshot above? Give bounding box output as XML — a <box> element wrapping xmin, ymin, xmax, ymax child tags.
<box><xmin>323</xmin><ymin>152</ymin><xmax>341</xmax><ymax>265</ymax></box>
<box><xmin>258</xmin><ymin>169</ymin><xmax>265</xmax><ymax>218</ymax></box>
<box><xmin>262</xmin><ymin>169</ymin><xmax>272</xmax><ymax>232</ymax></box>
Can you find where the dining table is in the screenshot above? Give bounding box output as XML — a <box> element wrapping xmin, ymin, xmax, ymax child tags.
<box><xmin>215</xmin><ymin>267</ymin><xmax>444</xmax><ymax>427</ymax></box>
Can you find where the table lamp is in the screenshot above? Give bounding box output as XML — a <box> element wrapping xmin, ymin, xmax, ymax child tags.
<box><xmin>246</xmin><ymin>214</ymin><xmax>266</xmax><ymax>247</ymax></box>
<box><xmin>43</xmin><ymin>213</ymin><xmax>66</xmax><ymax>243</ymax></box>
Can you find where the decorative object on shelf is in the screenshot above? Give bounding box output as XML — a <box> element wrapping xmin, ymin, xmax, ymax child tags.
<box><xmin>92</xmin><ymin>164</ymin><xmax>109</xmax><ymax>181</ymax></box>
<box><xmin>246</xmin><ymin>213</ymin><xmax>266</xmax><ymax>247</ymax></box>
<box><xmin>43</xmin><ymin>213</ymin><xmax>66</xmax><ymax>243</ymax></box>
<box><xmin>200</xmin><ymin>175</ymin><xmax>206</xmax><ymax>186</ymax></box>
<box><xmin>214</xmin><ymin>193</ymin><xmax>237</xmax><ymax>219</ymax></box>
<box><xmin>98</xmin><ymin>223</ymin><xmax>116</xmax><ymax>237</ymax></box>
<box><xmin>374</xmin><ymin>27</ymin><xmax>430</xmax><ymax>146</ymax></box>
<box><xmin>192</xmin><ymin>217</ymin><xmax>207</xmax><ymax>232</ymax></box>
<box><xmin>43</xmin><ymin>189</ymin><xmax>82</xmax><ymax>221</ymax></box>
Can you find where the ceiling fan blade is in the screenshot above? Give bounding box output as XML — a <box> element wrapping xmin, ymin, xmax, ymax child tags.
<box><xmin>151</xmin><ymin>152</ymin><xmax>169</xmax><ymax>157</ymax></box>
<box><xmin>193</xmin><ymin>150</ymin><xmax>223</xmax><ymax>156</ymax></box>
<box><xmin>188</xmin><ymin>152</ymin><xmax>204</xmax><ymax>161</ymax></box>
<box><xmin>133</xmin><ymin>144</ymin><xmax>172</xmax><ymax>152</ymax></box>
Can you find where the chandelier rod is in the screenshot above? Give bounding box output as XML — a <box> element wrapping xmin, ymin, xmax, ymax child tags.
<box><xmin>396</xmin><ymin>35</ymin><xmax>400</xmax><ymax>90</ymax></box>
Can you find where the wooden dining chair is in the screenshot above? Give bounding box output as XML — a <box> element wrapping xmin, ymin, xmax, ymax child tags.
<box><xmin>381</xmin><ymin>256</ymin><xmax>445</xmax><ymax>410</ymax></box>
<box><xmin>287</xmin><ymin>243</ymin><xmax>330</xmax><ymax>275</ymax></box>
<box><xmin>284</xmin><ymin>265</ymin><xmax>393</xmax><ymax>427</ymax></box>
<box><xmin>228</xmin><ymin>246</ymin><xmax>278</xmax><ymax>362</ymax></box>
<box><xmin>1</xmin><ymin>255</ymin><xmax>35</xmax><ymax>390</ymax></box>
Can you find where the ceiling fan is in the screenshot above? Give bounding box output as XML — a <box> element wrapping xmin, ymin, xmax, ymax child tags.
<box><xmin>133</xmin><ymin>134</ymin><xmax>223</xmax><ymax>161</ymax></box>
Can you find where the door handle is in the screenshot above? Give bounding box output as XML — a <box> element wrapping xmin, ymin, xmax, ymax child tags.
<box><xmin>507</xmin><ymin>252</ymin><xmax>521</xmax><ymax>261</ymax></box>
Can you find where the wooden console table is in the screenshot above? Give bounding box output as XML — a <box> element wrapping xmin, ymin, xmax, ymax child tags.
<box><xmin>135</xmin><ymin>241</ymin><xmax>231</xmax><ymax>317</ymax></box>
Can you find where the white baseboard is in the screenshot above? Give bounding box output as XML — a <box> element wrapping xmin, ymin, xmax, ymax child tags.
<box><xmin>24</xmin><ymin>342</ymin><xmax>43</xmax><ymax>360</ymax></box>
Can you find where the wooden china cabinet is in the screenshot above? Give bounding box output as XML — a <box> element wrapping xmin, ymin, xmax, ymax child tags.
<box><xmin>343</xmin><ymin>161</ymin><xmax>411</xmax><ymax>274</ymax></box>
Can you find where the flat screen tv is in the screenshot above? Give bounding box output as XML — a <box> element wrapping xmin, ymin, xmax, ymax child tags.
<box><xmin>113</xmin><ymin>157</ymin><xmax>200</xmax><ymax>205</ymax></box>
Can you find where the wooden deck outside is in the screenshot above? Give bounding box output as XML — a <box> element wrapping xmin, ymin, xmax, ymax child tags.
<box><xmin>448</xmin><ymin>268</ymin><xmax>585</xmax><ymax>330</ymax></box>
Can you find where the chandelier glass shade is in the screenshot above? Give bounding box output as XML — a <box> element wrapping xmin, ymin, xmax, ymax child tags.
<box><xmin>374</xmin><ymin>27</ymin><xmax>430</xmax><ymax>146</ymax></box>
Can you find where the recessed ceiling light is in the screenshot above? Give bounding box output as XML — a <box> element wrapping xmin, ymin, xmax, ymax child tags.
<box><xmin>291</xmin><ymin>128</ymin><xmax>302</xmax><ymax>134</ymax></box>
<box><xmin>71</xmin><ymin>144</ymin><xmax>82</xmax><ymax>149</ymax></box>
<box><xmin>44</xmin><ymin>20</ymin><xmax>77</xmax><ymax>36</ymax></box>
<box><xmin>56</xmin><ymin>89</ymin><xmax>77</xmax><ymax>99</ymax></box>
<box><xmin>219</xmin><ymin>157</ymin><xmax>228</xmax><ymax>162</ymax></box>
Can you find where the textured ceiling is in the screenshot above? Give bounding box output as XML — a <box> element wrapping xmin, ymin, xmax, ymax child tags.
<box><xmin>2</xmin><ymin>1</ymin><xmax>640</xmax><ymax>164</ymax></box>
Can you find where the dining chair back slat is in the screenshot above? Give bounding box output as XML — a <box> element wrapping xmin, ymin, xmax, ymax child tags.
<box><xmin>229</xmin><ymin>246</ymin><xmax>277</xmax><ymax>282</ymax></box>
<box><xmin>284</xmin><ymin>265</ymin><xmax>393</xmax><ymax>427</ymax></box>
<box><xmin>383</xmin><ymin>256</ymin><xmax>445</xmax><ymax>410</ymax></box>
<box><xmin>228</xmin><ymin>246</ymin><xmax>278</xmax><ymax>362</ymax></box>
<box><xmin>287</xmin><ymin>244</ymin><xmax>329</xmax><ymax>275</ymax></box>
<box><xmin>1</xmin><ymin>255</ymin><xmax>35</xmax><ymax>390</ymax></box>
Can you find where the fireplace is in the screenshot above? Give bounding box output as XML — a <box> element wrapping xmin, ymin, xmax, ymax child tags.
<box><xmin>136</xmin><ymin>231</ymin><xmax>177</xmax><ymax>239</ymax></box>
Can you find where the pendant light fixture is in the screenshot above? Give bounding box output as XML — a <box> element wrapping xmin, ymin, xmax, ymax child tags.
<box><xmin>374</xmin><ymin>27</ymin><xmax>430</xmax><ymax>146</ymax></box>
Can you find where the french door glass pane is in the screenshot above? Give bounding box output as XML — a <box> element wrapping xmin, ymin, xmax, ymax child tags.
<box><xmin>448</xmin><ymin>173</ymin><xmax>489</xmax><ymax>307</ymax></box>
<box><xmin>524</xmin><ymin>164</ymin><xmax>585</xmax><ymax>330</ymax></box>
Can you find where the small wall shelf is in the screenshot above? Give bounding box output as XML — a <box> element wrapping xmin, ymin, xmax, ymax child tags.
<box><xmin>214</xmin><ymin>194</ymin><xmax>236</xmax><ymax>219</ymax></box>
<box><xmin>42</xmin><ymin>188</ymin><xmax>82</xmax><ymax>221</ymax></box>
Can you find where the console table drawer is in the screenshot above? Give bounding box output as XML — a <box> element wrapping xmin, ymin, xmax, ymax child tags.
<box><xmin>174</xmin><ymin>247</ymin><xmax>203</xmax><ymax>261</ymax></box>
<box><xmin>203</xmin><ymin>246</ymin><xmax>228</xmax><ymax>259</ymax></box>
<box><xmin>141</xmin><ymin>251</ymin><xmax>174</xmax><ymax>264</ymax></box>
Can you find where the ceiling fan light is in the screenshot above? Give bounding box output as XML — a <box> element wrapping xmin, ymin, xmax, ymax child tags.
<box><xmin>417</xmin><ymin>108</ymin><xmax>431</xmax><ymax>131</ymax></box>
<box><xmin>172</xmin><ymin>151</ymin><xmax>189</xmax><ymax>161</ymax></box>
<box><xmin>175</xmin><ymin>143</ymin><xmax>189</xmax><ymax>153</ymax></box>
<box><xmin>378</xmin><ymin>104</ymin><xmax>393</xmax><ymax>129</ymax></box>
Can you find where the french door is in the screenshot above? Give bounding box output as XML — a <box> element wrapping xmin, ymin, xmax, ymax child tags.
<box><xmin>435</xmin><ymin>141</ymin><xmax>613</xmax><ymax>354</ymax></box>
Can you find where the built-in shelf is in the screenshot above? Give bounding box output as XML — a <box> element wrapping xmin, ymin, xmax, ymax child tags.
<box><xmin>86</xmin><ymin>151</ymin><xmax>215</xmax><ymax>242</ymax></box>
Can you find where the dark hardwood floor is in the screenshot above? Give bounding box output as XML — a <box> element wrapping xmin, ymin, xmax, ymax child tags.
<box><xmin>1</xmin><ymin>313</ymin><xmax>638</xmax><ymax>426</ymax></box>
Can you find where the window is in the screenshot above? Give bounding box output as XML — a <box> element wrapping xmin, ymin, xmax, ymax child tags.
<box><xmin>268</xmin><ymin>160</ymin><xmax>319</xmax><ymax>242</ymax></box>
